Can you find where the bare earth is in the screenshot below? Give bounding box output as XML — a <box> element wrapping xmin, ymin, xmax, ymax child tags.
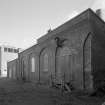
<box><xmin>0</xmin><ymin>78</ymin><xmax>104</xmax><ymax>105</ymax></box>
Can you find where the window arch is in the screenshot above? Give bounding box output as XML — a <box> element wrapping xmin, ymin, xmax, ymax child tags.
<box><xmin>31</xmin><ymin>56</ymin><xmax>36</xmax><ymax>72</ymax></box>
<box><xmin>43</xmin><ymin>53</ymin><xmax>48</xmax><ymax>72</ymax></box>
<box><xmin>83</xmin><ymin>33</ymin><xmax>92</xmax><ymax>89</ymax></box>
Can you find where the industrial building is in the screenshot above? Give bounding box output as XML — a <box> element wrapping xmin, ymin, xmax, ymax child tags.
<box><xmin>7</xmin><ymin>8</ymin><xmax>105</xmax><ymax>92</ymax></box>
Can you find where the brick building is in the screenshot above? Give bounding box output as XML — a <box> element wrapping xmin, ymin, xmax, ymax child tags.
<box><xmin>7</xmin><ymin>8</ymin><xmax>105</xmax><ymax>92</ymax></box>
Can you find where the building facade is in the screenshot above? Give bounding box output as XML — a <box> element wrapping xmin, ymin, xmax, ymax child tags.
<box><xmin>7</xmin><ymin>59</ymin><xmax>19</xmax><ymax>79</ymax></box>
<box><xmin>7</xmin><ymin>9</ymin><xmax>105</xmax><ymax>92</ymax></box>
<box><xmin>0</xmin><ymin>45</ymin><xmax>21</xmax><ymax>77</ymax></box>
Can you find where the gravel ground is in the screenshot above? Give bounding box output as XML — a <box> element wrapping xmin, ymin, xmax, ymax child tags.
<box><xmin>0</xmin><ymin>78</ymin><xmax>104</xmax><ymax>105</ymax></box>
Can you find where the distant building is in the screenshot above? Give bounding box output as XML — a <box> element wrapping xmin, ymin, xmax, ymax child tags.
<box><xmin>0</xmin><ymin>45</ymin><xmax>21</xmax><ymax>77</ymax></box>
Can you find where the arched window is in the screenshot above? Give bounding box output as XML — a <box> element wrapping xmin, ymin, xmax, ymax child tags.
<box><xmin>31</xmin><ymin>57</ymin><xmax>35</xmax><ymax>72</ymax></box>
<box><xmin>9</xmin><ymin>68</ymin><xmax>12</xmax><ymax>78</ymax></box>
<box><xmin>13</xmin><ymin>65</ymin><xmax>16</xmax><ymax>78</ymax></box>
<box><xmin>43</xmin><ymin>54</ymin><xmax>48</xmax><ymax>72</ymax></box>
<box><xmin>83</xmin><ymin>33</ymin><xmax>92</xmax><ymax>89</ymax></box>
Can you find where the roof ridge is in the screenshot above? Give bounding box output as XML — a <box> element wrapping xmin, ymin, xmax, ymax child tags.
<box><xmin>37</xmin><ymin>8</ymin><xmax>94</xmax><ymax>43</ymax></box>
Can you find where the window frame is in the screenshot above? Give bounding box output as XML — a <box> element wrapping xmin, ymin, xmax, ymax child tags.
<box><xmin>43</xmin><ymin>53</ymin><xmax>49</xmax><ymax>72</ymax></box>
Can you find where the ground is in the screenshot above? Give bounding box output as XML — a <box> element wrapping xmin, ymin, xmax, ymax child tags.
<box><xmin>0</xmin><ymin>78</ymin><xmax>104</xmax><ymax>105</ymax></box>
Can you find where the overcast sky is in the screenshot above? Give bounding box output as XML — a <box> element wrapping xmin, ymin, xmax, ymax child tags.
<box><xmin>0</xmin><ymin>0</ymin><xmax>98</xmax><ymax>49</ymax></box>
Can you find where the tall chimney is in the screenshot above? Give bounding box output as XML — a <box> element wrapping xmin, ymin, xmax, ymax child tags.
<box><xmin>96</xmin><ymin>9</ymin><xmax>101</xmax><ymax>18</ymax></box>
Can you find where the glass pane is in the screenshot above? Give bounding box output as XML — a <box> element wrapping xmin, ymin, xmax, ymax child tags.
<box><xmin>9</xmin><ymin>69</ymin><xmax>12</xmax><ymax>78</ymax></box>
<box><xmin>44</xmin><ymin>54</ymin><xmax>48</xmax><ymax>71</ymax></box>
<box><xmin>31</xmin><ymin>57</ymin><xmax>35</xmax><ymax>72</ymax></box>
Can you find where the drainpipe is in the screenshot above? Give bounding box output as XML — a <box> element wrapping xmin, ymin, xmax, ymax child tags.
<box><xmin>38</xmin><ymin>54</ymin><xmax>40</xmax><ymax>83</ymax></box>
<box><xmin>54</xmin><ymin>37</ymin><xmax>67</xmax><ymax>79</ymax></box>
<box><xmin>54</xmin><ymin>37</ymin><xmax>60</xmax><ymax>78</ymax></box>
<box><xmin>83</xmin><ymin>44</ymin><xmax>85</xmax><ymax>89</ymax></box>
<box><xmin>55</xmin><ymin>46</ymin><xmax>58</xmax><ymax>77</ymax></box>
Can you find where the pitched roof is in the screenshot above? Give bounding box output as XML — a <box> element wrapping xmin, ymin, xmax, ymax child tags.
<box><xmin>37</xmin><ymin>8</ymin><xmax>105</xmax><ymax>43</ymax></box>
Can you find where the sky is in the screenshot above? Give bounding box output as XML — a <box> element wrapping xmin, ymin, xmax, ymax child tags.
<box><xmin>0</xmin><ymin>0</ymin><xmax>101</xmax><ymax>49</ymax></box>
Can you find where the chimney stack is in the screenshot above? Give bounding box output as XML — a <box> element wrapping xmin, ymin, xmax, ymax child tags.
<box><xmin>96</xmin><ymin>9</ymin><xmax>102</xmax><ymax>18</ymax></box>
